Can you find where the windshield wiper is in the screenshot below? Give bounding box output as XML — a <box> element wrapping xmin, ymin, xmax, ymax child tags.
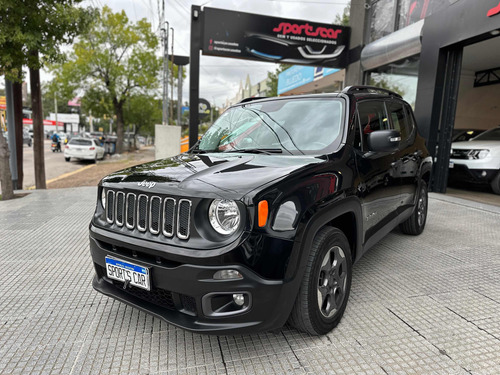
<box><xmin>225</xmin><ymin>148</ymin><xmax>283</xmax><ymax>155</ymax></box>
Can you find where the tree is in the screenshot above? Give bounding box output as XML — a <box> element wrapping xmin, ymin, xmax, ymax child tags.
<box><xmin>124</xmin><ymin>94</ymin><xmax>161</xmax><ymax>149</ymax></box>
<box><xmin>53</xmin><ymin>6</ymin><xmax>161</xmax><ymax>154</ymax></box>
<box><xmin>0</xmin><ymin>1</ymin><xmax>95</xmax><ymax>189</ymax></box>
<box><xmin>334</xmin><ymin>1</ymin><xmax>350</xmax><ymax>26</ymax></box>
<box><xmin>267</xmin><ymin>64</ymin><xmax>291</xmax><ymax>97</ymax></box>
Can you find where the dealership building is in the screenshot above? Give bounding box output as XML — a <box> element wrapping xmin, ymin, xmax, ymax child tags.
<box><xmin>343</xmin><ymin>0</ymin><xmax>500</xmax><ymax>192</ymax></box>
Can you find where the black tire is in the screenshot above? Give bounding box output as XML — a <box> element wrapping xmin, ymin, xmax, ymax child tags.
<box><xmin>288</xmin><ymin>227</ymin><xmax>352</xmax><ymax>335</ymax></box>
<box><xmin>399</xmin><ymin>180</ymin><xmax>428</xmax><ymax>235</ymax></box>
<box><xmin>65</xmin><ymin>157</ymin><xmax>71</xmax><ymax>162</ymax></box>
<box><xmin>28</xmin><ymin>141</ymin><xmax>32</xmax><ymax>147</ymax></box>
<box><xmin>491</xmin><ymin>172</ymin><xmax>500</xmax><ymax>195</ymax></box>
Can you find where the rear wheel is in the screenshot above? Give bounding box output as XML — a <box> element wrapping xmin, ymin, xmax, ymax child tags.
<box><xmin>400</xmin><ymin>180</ymin><xmax>428</xmax><ymax>235</ymax></box>
<box><xmin>288</xmin><ymin>227</ymin><xmax>352</xmax><ymax>335</ymax></box>
<box><xmin>491</xmin><ymin>172</ymin><xmax>500</xmax><ymax>195</ymax></box>
<box><xmin>65</xmin><ymin>157</ymin><xmax>70</xmax><ymax>162</ymax></box>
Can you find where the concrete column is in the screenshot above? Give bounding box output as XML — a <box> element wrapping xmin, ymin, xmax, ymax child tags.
<box><xmin>345</xmin><ymin>0</ymin><xmax>370</xmax><ymax>86</ymax></box>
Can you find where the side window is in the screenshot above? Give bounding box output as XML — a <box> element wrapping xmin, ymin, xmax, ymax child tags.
<box><xmin>94</xmin><ymin>139</ymin><xmax>100</xmax><ymax>146</ymax></box>
<box><xmin>387</xmin><ymin>100</ymin><xmax>417</xmax><ymax>148</ymax></box>
<box><xmin>353</xmin><ymin>113</ymin><xmax>362</xmax><ymax>150</ymax></box>
<box><xmin>357</xmin><ymin>101</ymin><xmax>390</xmax><ymax>150</ymax></box>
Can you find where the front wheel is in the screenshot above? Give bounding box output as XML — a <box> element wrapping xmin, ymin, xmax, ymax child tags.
<box><xmin>491</xmin><ymin>172</ymin><xmax>500</xmax><ymax>195</ymax></box>
<box><xmin>288</xmin><ymin>227</ymin><xmax>352</xmax><ymax>335</ymax></box>
<box><xmin>400</xmin><ymin>180</ymin><xmax>428</xmax><ymax>235</ymax></box>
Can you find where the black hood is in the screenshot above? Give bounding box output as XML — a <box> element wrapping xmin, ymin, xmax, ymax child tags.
<box><xmin>101</xmin><ymin>153</ymin><xmax>325</xmax><ymax>200</ymax></box>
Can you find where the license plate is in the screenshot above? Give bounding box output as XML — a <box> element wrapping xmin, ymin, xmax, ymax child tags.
<box><xmin>105</xmin><ymin>256</ymin><xmax>150</xmax><ymax>290</ymax></box>
<box><xmin>449</xmin><ymin>161</ymin><xmax>454</xmax><ymax>168</ymax></box>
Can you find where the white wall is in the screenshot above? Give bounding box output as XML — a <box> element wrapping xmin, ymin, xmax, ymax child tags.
<box><xmin>455</xmin><ymin>71</ymin><xmax>500</xmax><ymax>130</ymax></box>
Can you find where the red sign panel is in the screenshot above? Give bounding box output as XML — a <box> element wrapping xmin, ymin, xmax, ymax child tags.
<box><xmin>488</xmin><ymin>1</ymin><xmax>500</xmax><ymax>17</ymax></box>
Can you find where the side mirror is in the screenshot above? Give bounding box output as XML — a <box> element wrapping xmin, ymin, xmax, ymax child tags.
<box><xmin>366</xmin><ymin>130</ymin><xmax>401</xmax><ymax>152</ymax></box>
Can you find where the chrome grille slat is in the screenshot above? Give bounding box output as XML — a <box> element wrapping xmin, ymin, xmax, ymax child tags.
<box><xmin>149</xmin><ymin>196</ymin><xmax>161</xmax><ymax>235</ymax></box>
<box><xmin>163</xmin><ymin>198</ymin><xmax>176</xmax><ymax>237</ymax></box>
<box><xmin>105</xmin><ymin>190</ymin><xmax>190</xmax><ymax>240</ymax></box>
<box><xmin>177</xmin><ymin>199</ymin><xmax>191</xmax><ymax>240</ymax></box>
<box><xmin>137</xmin><ymin>194</ymin><xmax>148</xmax><ymax>232</ymax></box>
<box><xmin>106</xmin><ymin>190</ymin><xmax>115</xmax><ymax>223</ymax></box>
<box><xmin>115</xmin><ymin>192</ymin><xmax>125</xmax><ymax>226</ymax></box>
<box><xmin>126</xmin><ymin>193</ymin><xmax>136</xmax><ymax>229</ymax></box>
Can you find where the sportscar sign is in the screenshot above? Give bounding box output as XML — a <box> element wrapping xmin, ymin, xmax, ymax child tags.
<box><xmin>202</xmin><ymin>7</ymin><xmax>350</xmax><ymax>68</ymax></box>
<box><xmin>487</xmin><ymin>1</ymin><xmax>500</xmax><ymax>17</ymax></box>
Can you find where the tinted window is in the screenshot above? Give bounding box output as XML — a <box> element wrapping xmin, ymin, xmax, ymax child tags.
<box><xmin>69</xmin><ymin>139</ymin><xmax>92</xmax><ymax>146</ymax></box>
<box><xmin>199</xmin><ymin>98</ymin><xmax>344</xmax><ymax>154</ymax></box>
<box><xmin>357</xmin><ymin>101</ymin><xmax>390</xmax><ymax>150</ymax></box>
<box><xmin>387</xmin><ymin>101</ymin><xmax>410</xmax><ymax>142</ymax></box>
<box><xmin>472</xmin><ymin>128</ymin><xmax>500</xmax><ymax>141</ymax></box>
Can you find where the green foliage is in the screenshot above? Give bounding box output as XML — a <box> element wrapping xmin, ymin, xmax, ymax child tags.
<box><xmin>334</xmin><ymin>1</ymin><xmax>350</xmax><ymax>26</ymax></box>
<box><xmin>124</xmin><ymin>94</ymin><xmax>161</xmax><ymax>136</ymax></box>
<box><xmin>267</xmin><ymin>64</ymin><xmax>291</xmax><ymax>97</ymax></box>
<box><xmin>0</xmin><ymin>0</ymin><xmax>95</xmax><ymax>79</ymax></box>
<box><xmin>50</xmin><ymin>6</ymin><xmax>162</xmax><ymax>152</ymax></box>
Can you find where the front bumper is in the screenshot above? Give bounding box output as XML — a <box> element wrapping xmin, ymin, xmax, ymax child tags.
<box><xmin>448</xmin><ymin>162</ymin><xmax>497</xmax><ymax>184</ymax></box>
<box><xmin>89</xmin><ymin>225</ymin><xmax>298</xmax><ymax>335</ymax></box>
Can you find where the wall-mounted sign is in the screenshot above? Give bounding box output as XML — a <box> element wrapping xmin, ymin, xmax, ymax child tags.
<box><xmin>49</xmin><ymin>113</ymin><xmax>79</xmax><ymax>124</ymax></box>
<box><xmin>202</xmin><ymin>7</ymin><xmax>349</xmax><ymax>68</ymax></box>
<box><xmin>199</xmin><ymin>99</ymin><xmax>211</xmax><ymax>119</ymax></box>
<box><xmin>487</xmin><ymin>1</ymin><xmax>500</xmax><ymax>17</ymax></box>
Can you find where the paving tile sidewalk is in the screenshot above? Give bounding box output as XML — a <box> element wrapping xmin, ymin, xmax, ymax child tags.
<box><xmin>1</xmin><ymin>188</ymin><xmax>499</xmax><ymax>374</ymax></box>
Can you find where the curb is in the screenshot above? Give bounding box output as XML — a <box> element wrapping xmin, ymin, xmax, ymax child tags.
<box><xmin>26</xmin><ymin>164</ymin><xmax>97</xmax><ymax>190</ymax></box>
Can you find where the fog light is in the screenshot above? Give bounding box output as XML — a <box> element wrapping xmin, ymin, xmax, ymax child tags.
<box><xmin>213</xmin><ymin>269</ymin><xmax>243</xmax><ymax>280</ymax></box>
<box><xmin>481</xmin><ymin>171</ymin><xmax>487</xmax><ymax>177</ymax></box>
<box><xmin>233</xmin><ymin>293</ymin><xmax>245</xmax><ymax>306</ymax></box>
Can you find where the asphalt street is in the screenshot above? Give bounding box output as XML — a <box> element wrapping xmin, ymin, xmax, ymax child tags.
<box><xmin>0</xmin><ymin>188</ymin><xmax>499</xmax><ymax>374</ymax></box>
<box><xmin>20</xmin><ymin>139</ymin><xmax>95</xmax><ymax>189</ymax></box>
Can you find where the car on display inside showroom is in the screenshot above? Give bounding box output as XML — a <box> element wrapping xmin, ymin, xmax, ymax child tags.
<box><xmin>449</xmin><ymin>126</ymin><xmax>500</xmax><ymax>194</ymax></box>
<box><xmin>89</xmin><ymin>86</ymin><xmax>432</xmax><ymax>335</ymax></box>
<box><xmin>64</xmin><ymin>137</ymin><xmax>105</xmax><ymax>163</ymax></box>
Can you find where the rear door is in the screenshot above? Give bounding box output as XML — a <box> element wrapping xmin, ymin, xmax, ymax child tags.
<box><xmin>354</xmin><ymin>100</ymin><xmax>401</xmax><ymax>243</ymax></box>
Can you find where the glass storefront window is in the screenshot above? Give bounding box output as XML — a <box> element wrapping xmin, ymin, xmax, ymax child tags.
<box><xmin>367</xmin><ymin>55</ymin><xmax>420</xmax><ymax>108</ymax></box>
<box><xmin>397</xmin><ymin>0</ymin><xmax>449</xmax><ymax>30</ymax></box>
<box><xmin>370</xmin><ymin>0</ymin><xmax>395</xmax><ymax>42</ymax></box>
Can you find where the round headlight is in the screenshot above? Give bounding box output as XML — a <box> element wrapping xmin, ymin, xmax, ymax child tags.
<box><xmin>209</xmin><ymin>199</ymin><xmax>240</xmax><ymax>235</ymax></box>
<box><xmin>101</xmin><ymin>189</ymin><xmax>106</xmax><ymax>209</ymax></box>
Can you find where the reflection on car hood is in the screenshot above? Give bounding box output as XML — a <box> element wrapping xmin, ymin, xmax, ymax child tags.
<box><xmin>101</xmin><ymin>152</ymin><xmax>325</xmax><ymax>199</ymax></box>
<box><xmin>452</xmin><ymin>140</ymin><xmax>500</xmax><ymax>150</ymax></box>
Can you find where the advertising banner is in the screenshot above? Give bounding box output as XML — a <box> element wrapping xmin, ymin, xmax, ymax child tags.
<box><xmin>278</xmin><ymin>66</ymin><xmax>339</xmax><ymax>95</ymax></box>
<box><xmin>202</xmin><ymin>7</ymin><xmax>350</xmax><ymax>68</ymax></box>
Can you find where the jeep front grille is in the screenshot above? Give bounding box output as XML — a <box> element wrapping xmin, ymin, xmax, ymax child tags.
<box><xmin>104</xmin><ymin>190</ymin><xmax>191</xmax><ymax>240</ymax></box>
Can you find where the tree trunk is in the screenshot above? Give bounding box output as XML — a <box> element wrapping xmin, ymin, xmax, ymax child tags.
<box><xmin>0</xmin><ymin>129</ymin><xmax>14</xmax><ymax>200</ymax></box>
<box><xmin>29</xmin><ymin>51</ymin><xmax>47</xmax><ymax>189</ymax></box>
<box><xmin>13</xmin><ymin>80</ymin><xmax>24</xmax><ymax>188</ymax></box>
<box><xmin>114</xmin><ymin>101</ymin><xmax>125</xmax><ymax>154</ymax></box>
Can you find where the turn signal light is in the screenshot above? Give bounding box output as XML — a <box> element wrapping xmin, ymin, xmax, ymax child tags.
<box><xmin>258</xmin><ymin>200</ymin><xmax>268</xmax><ymax>227</ymax></box>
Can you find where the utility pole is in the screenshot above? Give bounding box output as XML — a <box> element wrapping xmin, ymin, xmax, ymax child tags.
<box><xmin>5</xmin><ymin>78</ymin><xmax>18</xmax><ymax>189</ymax></box>
<box><xmin>54</xmin><ymin>93</ymin><xmax>58</xmax><ymax>132</ymax></box>
<box><xmin>177</xmin><ymin>65</ymin><xmax>182</xmax><ymax>127</ymax></box>
<box><xmin>170</xmin><ymin>27</ymin><xmax>174</xmax><ymax>123</ymax></box>
<box><xmin>162</xmin><ymin>23</ymin><xmax>170</xmax><ymax>125</ymax></box>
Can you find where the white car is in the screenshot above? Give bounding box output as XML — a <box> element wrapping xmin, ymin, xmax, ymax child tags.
<box><xmin>449</xmin><ymin>126</ymin><xmax>500</xmax><ymax>194</ymax></box>
<box><xmin>64</xmin><ymin>137</ymin><xmax>105</xmax><ymax>163</ymax></box>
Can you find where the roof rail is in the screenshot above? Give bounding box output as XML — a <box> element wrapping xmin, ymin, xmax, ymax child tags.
<box><xmin>342</xmin><ymin>85</ymin><xmax>402</xmax><ymax>99</ymax></box>
<box><xmin>239</xmin><ymin>97</ymin><xmax>267</xmax><ymax>104</ymax></box>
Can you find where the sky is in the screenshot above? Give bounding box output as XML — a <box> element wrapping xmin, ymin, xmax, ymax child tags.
<box><xmin>40</xmin><ymin>0</ymin><xmax>350</xmax><ymax>109</ymax></box>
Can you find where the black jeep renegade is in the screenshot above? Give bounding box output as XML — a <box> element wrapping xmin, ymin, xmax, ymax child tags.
<box><xmin>90</xmin><ymin>86</ymin><xmax>432</xmax><ymax>335</ymax></box>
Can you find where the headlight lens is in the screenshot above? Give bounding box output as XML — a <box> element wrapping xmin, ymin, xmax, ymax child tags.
<box><xmin>468</xmin><ymin>149</ymin><xmax>489</xmax><ymax>159</ymax></box>
<box><xmin>101</xmin><ymin>189</ymin><xmax>106</xmax><ymax>209</ymax></box>
<box><xmin>209</xmin><ymin>199</ymin><xmax>240</xmax><ymax>235</ymax></box>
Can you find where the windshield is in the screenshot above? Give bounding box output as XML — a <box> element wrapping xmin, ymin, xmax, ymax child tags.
<box><xmin>198</xmin><ymin>98</ymin><xmax>344</xmax><ymax>155</ymax></box>
<box><xmin>472</xmin><ymin>127</ymin><xmax>500</xmax><ymax>141</ymax></box>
